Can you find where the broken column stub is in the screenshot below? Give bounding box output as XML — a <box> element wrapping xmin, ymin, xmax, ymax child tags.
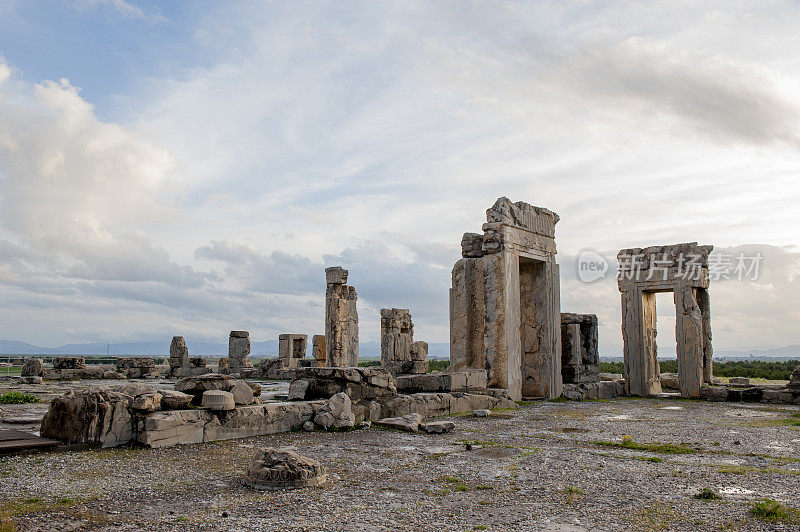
<box><xmin>560</xmin><ymin>313</ymin><xmax>599</xmax><ymax>384</ymax></box>
<box><xmin>618</xmin><ymin>242</ymin><xmax>713</xmax><ymax>398</ymax></box>
<box><xmin>324</xmin><ymin>267</ymin><xmax>358</xmax><ymax>367</ymax></box>
<box><xmin>228</xmin><ymin>330</ymin><xmax>254</xmax><ymax>372</ymax></box>
<box><xmin>312</xmin><ymin>335</ymin><xmax>326</xmax><ymax>367</ymax></box>
<box><xmin>380</xmin><ymin>309</ymin><xmax>428</xmax><ymax>375</ymax></box>
<box><xmin>279</xmin><ymin>334</ymin><xmax>308</xmax><ymax>369</ymax></box>
<box><xmin>450</xmin><ymin>197</ymin><xmax>563</xmax><ymax>401</ymax></box>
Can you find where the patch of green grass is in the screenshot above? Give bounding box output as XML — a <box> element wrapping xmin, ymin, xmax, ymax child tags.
<box><xmin>591</xmin><ymin>438</ymin><xmax>699</xmax><ymax>455</ymax></box>
<box><xmin>473</xmin><ymin>526</ymin><xmax>489</xmax><ymax>531</ymax></box>
<box><xmin>693</xmin><ymin>488</ymin><xmax>722</xmax><ymax>500</ymax></box>
<box><xmin>749</xmin><ymin>499</ymin><xmax>799</xmax><ymax>524</ymax></box>
<box><xmin>0</xmin><ymin>496</ymin><xmax>82</xmax><ymax>522</ymax></box>
<box><xmin>563</xmin><ymin>486</ymin><xmax>585</xmax><ymax>494</ymax></box>
<box><xmin>0</xmin><ymin>392</ymin><xmax>39</xmax><ymax>404</ymax></box>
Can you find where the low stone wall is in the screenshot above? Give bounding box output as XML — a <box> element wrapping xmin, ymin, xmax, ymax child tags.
<box><xmin>42</xmin><ymin>365</ymin><xmax>123</xmax><ymax>380</ymax></box>
<box><xmin>700</xmin><ymin>384</ymin><xmax>800</xmax><ymax>405</ymax></box>
<box><xmin>562</xmin><ymin>380</ymin><xmax>626</xmax><ymax>401</ymax></box>
<box><xmin>394</xmin><ymin>370</ymin><xmax>487</xmax><ymax>394</ymax></box>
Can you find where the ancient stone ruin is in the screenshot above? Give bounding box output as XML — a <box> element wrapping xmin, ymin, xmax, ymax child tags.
<box><xmin>618</xmin><ymin>242</ymin><xmax>713</xmax><ymax>398</ymax></box>
<box><xmin>380</xmin><ymin>308</ymin><xmax>429</xmax><ymax>376</ymax></box>
<box><xmin>245</xmin><ymin>448</ymin><xmax>327</xmax><ymax>490</ymax></box>
<box><xmin>279</xmin><ymin>334</ymin><xmax>308</xmax><ymax>369</ymax></box>
<box><xmin>168</xmin><ymin>336</ymin><xmax>210</xmax><ymax>378</ymax></box>
<box><xmin>325</xmin><ymin>266</ymin><xmax>359</xmax><ymax>367</ymax></box>
<box><xmin>560</xmin><ymin>313</ymin><xmax>599</xmax><ymax>384</ymax></box>
<box><xmin>116</xmin><ymin>357</ymin><xmax>157</xmax><ymax>379</ymax></box>
<box><xmin>450</xmin><ymin>197</ymin><xmax>562</xmax><ymax>401</ymax></box>
<box><xmin>227</xmin><ymin>330</ymin><xmax>254</xmax><ymax>373</ymax></box>
<box><xmin>312</xmin><ymin>335</ymin><xmax>326</xmax><ymax>367</ymax></box>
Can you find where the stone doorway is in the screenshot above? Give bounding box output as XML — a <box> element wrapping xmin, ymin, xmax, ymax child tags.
<box><xmin>618</xmin><ymin>243</ymin><xmax>713</xmax><ymax>397</ymax></box>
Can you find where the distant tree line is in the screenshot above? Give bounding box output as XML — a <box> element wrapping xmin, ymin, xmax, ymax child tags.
<box><xmin>600</xmin><ymin>360</ymin><xmax>800</xmax><ymax>380</ymax></box>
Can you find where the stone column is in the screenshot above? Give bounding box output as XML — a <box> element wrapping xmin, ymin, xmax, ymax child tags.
<box><xmin>312</xmin><ymin>335</ymin><xmax>326</xmax><ymax>367</ymax></box>
<box><xmin>697</xmin><ymin>288</ymin><xmax>713</xmax><ymax>384</ymax></box>
<box><xmin>380</xmin><ymin>308</ymin><xmax>413</xmax><ymax>376</ymax></box>
<box><xmin>229</xmin><ymin>331</ymin><xmax>253</xmax><ymax>371</ymax></box>
<box><xmin>325</xmin><ymin>266</ymin><xmax>359</xmax><ymax>367</ymax></box>
<box><xmin>674</xmin><ymin>286</ymin><xmax>704</xmax><ymax>397</ymax></box>
<box><xmin>169</xmin><ymin>336</ymin><xmax>189</xmax><ymax>371</ymax></box>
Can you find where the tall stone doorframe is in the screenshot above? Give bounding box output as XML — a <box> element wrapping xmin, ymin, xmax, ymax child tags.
<box><xmin>450</xmin><ymin>197</ymin><xmax>562</xmax><ymax>401</ymax></box>
<box><xmin>380</xmin><ymin>308</ymin><xmax>429</xmax><ymax>376</ymax></box>
<box><xmin>617</xmin><ymin>242</ymin><xmax>713</xmax><ymax>398</ymax></box>
<box><xmin>560</xmin><ymin>313</ymin><xmax>599</xmax><ymax>384</ymax></box>
<box><xmin>325</xmin><ymin>266</ymin><xmax>359</xmax><ymax>367</ymax></box>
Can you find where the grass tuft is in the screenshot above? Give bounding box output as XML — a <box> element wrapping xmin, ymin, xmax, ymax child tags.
<box><xmin>749</xmin><ymin>499</ymin><xmax>798</xmax><ymax>524</ymax></box>
<box><xmin>591</xmin><ymin>438</ymin><xmax>698</xmax><ymax>454</ymax></box>
<box><xmin>693</xmin><ymin>488</ymin><xmax>722</xmax><ymax>500</ymax></box>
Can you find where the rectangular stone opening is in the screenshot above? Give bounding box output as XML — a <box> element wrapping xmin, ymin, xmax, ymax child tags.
<box><xmin>292</xmin><ymin>339</ymin><xmax>303</xmax><ymax>358</ymax></box>
<box><xmin>520</xmin><ymin>257</ymin><xmax>546</xmax><ymax>396</ymax></box>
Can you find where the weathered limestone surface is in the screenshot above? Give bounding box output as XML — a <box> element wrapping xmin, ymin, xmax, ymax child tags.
<box><xmin>560</xmin><ymin>313</ymin><xmax>599</xmax><ymax>384</ymax></box>
<box><xmin>258</xmin><ymin>359</ymin><xmax>297</xmax><ymax>380</ymax></box>
<box><xmin>325</xmin><ymin>267</ymin><xmax>359</xmax><ymax>367</ymax></box>
<box><xmin>21</xmin><ymin>358</ymin><xmax>44</xmax><ymax>377</ymax></box>
<box><xmin>174</xmin><ymin>373</ymin><xmax>234</xmax><ymax>403</ymax></box>
<box><xmin>376</xmin><ymin>413</ymin><xmax>422</xmax><ymax>432</ymax></box>
<box><xmin>54</xmin><ymin>357</ymin><xmax>86</xmax><ymax>370</ymax></box>
<box><xmin>169</xmin><ymin>336</ymin><xmax>189</xmax><ymax>369</ymax></box>
<box><xmin>313</xmin><ymin>392</ymin><xmax>355</xmax><ymax>430</ymax></box>
<box><xmin>395</xmin><ymin>369</ymin><xmax>487</xmax><ymax>394</ymax></box>
<box><xmin>291</xmin><ymin>367</ymin><xmax>397</xmax><ymax>401</ymax></box>
<box><xmin>245</xmin><ymin>449</ymin><xmax>327</xmax><ymax>490</ymax></box>
<box><xmin>40</xmin><ymin>388</ymin><xmax>133</xmax><ymax>448</ymax></box>
<box><xmin>279</xmin><ymin>334</ymin><xmax>308</xmax><ymax>369</ymax></box>
<box><xmin>380</xmin><ymin>309</ymin><xmax>430</xmax><ymax>376</ymax></box>
<box><xmin>450</xmin><ymin>198</ymin><xmax>562</xmax><ymax>401</ymax></box>
<box><xmin>381</xmin><ymin>392</ymin><xmax>516</xmax><ymax>419</ymax></box>
<box><xmin>228</xmin><ymin>330</ymin><xmax>254</xmax><ymax>372</ymax></box>
<box><xmin>618</xmin><ymin>243</ymin><xmax>713</xmax><ymax>398</ymax></box>
<box><xmin>116</xmin><ymin>357</ymin><xmax>157</xmax><ymax>379</ymax></box>
<box><xmin>562</xmin><ymin>380</ymin><xmax>625</xmax><ymax>401</ymax></box>
<box><xmin>789</xmin><ymin>366</ymin><xmax>800</xmax><ymax>389</ymax></box>
<box><xmin>312</xmin><ymin>335</ymin><xmax>326</xmax><ymax>367</ymax></box>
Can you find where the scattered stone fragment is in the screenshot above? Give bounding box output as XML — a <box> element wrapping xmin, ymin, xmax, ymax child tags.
<box><xmin>244</xmin><ymin>448</ymin><xmax>326</xmax><ymax>490</ymax></box>
<box><xmin>376</xmin><ymin>413</ymin><xmax>422</xmax><ymax>432</ymax></box>
<box><xmin>230</xmin><ymin>380</ymin><xmax>254</xmax><ymax>405</ymax></box>
<box><xmin>40</xmin><ymin>387</ymin><xmax>133</xmax><ymax>447</ymax></box>
<box><xmin>302</xmin><ymin>421</ymin><xmax>314</xmax><ymax>432</ymax></box>
<box><xmin>789</xmin><ymin>366</ymin><xmax>800</xmax><ymax>389</ymax></box>
<box><xmin>18</xmin><ymin>376</ymin><xmax>42</xmax><ymax>384</ymax></box>
<box><xmin>202</xmin><ymin>390</ymin><xmax>236</xmax><ymax>411</ymax></box>
<box><xmin>420</xmin><ymin>421</ymin><xmax>455</xmax><ymax>434</ymax></box>
<box><xmin>358</xmin><ymin>421</ymin><xmax>372</xmax><ymax>430</ymax></box>
<box><xmin>473</xmin><ymin>409</ymin><xmax>491</xmax><ymax>417</ymax></box>
<box><xmin>175</xmin><ymin>373</ymin><xmax>233</xmax><ymax>403</ymax></box>
<box><xmin>160</xmin><ymin>390</ymin><xmax>192</xmax><ymax>410</ymax></box>
<box><xmin>287</xmin><ymin>379</ymin><xmax>309</xmax><ymax>401</ymax></box>
<box><xmin>132</xmin><ymin>392</ymin><xmax>162</xmax><ymax>412</ymax></box>
<box><xmin>313</xmin><ymin>392</ymin><xmax>355</xmax><ymax>430</ymax></box>
<box><xmin>21</xmin><ymin>358</ymin><xmax>44</xmax><ymax>377</ymax></box>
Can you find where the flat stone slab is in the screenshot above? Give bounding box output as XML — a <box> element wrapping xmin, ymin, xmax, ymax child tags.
<box><xmin>0</xmin><ymin>429</ymin><xmax>60</xmax><ymax>454</ymax></box>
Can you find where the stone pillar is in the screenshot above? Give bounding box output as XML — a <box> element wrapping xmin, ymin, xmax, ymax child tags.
<box><xmin>560</xmin><ymin>313</ymin><xmax>599</xmax><ymax>384</ymax></box>
<box><xmin>312</xmin><ymin>335</ymin><xmax>326</xmax><ymax>367</ymax></box>
<box><xmin>169</xmin><ymin>336</ymin><xmax>189</xmax><ymax>371</ymax></box>
<box><xmin>325</xmin><ymin>266</ymin><xmax>359</xmax><ymax>367</ymax></box>
<box><xmin>279</xmin><ymin>334</ymin><xmax>308</xmax><ymax>370</ymax></box>
<box><xmin>381</xmin><ymin>308</ymin><xmax>427</xmax><ymax>375</ymax></box>
<box><xmin>674</xmin><ymin>286</ymin><xmax>704</xmax><ymax>397</ymax></box>
<box><xmin>697</xmin><ymin>288</ymin><xmax>713</xmax><ymax>384</ymax></box>
<box><xmin>621</xmin><ymin>289</ymin><xmax>662</xmax><ymax>396</ymax></box>
<box><xmin>228</xmin><ymin>331</ymin><xmax>253</xmax><ymax>372</ymax></box>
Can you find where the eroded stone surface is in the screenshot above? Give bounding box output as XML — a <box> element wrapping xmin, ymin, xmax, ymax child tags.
<box><xmin>294</xmin><ymin>367</ymin><xmax>397</xmax><ymax>401</ymax></box>
<box><xmin>313</xmin><ymin>392</ymin><xmax>355</xmax><ymax>430</ymax></box>
<box><xmin>202</xmin><ymin>390</ymin><xmax>236</xmax><ymax>411</ymax></box>
<box><xmin>228</xmin><ymin>330</ymin><xmax>254</xmax><ymax>372</ymax></box>
<box><xmin>279</xmin><ymin>334</ymin><xmax>308</xmax><ymax>370</ymax></box>
<box><xmin>40</xmin><ymin>388</ymin><xmax>133</xmax><ymax>448</ymax></box>
<box><xmin>377</xmin><ymin>413</ymin><xmax>422</xmax><ymax>432</ymax></box>
<box><xmin>325</xmin><ymin>266</ymin><xmax>359</xmax><ymax>367</ymax></box>
<box><xmin>21</xmin><ymin>358</ymin><xmax>44</xmax><ymax>377</ymax></box>
<box><xmin>245</xmin><ymin>448</ymin><xmax>326</xmax><ymax>490</ymax></box>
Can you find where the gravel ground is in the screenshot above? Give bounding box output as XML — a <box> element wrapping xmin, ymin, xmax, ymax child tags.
<box><xmin>2</xmin><ymin>384</ymin><xmax>800</xmax><ymax>531</ymax></box>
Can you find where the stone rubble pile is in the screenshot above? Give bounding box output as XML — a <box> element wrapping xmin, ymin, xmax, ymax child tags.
<box><xmin>245</xmin><ymin>448</ymin><xmax>326</xmax><ymax>490</ymax></box>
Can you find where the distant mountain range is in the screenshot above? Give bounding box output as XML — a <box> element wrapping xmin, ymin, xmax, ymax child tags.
<box><xmin>0</xmin><ymin>339</ymin><xmax>452</xmax><ymax>359</ymax></box>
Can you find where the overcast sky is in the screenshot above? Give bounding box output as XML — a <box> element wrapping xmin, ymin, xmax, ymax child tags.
<box><xmin>1</xmin><ymin>0</ymin><xmax>799</xmax><ymax>354</ymax></box>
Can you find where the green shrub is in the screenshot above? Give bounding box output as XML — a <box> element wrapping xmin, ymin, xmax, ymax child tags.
<box><xmin>0</xmin><ymin>392</ymin><xmax>39</xmax><ymax>404</ymax></box>
<box><xmin>693</xmin><ymin>488</ymin><xmax>721</xmax><ymax>500</ymax></box>
<box><xmin>749</xmin><ymin>499</ymin><xmax>798</xmax><ymax>523</ymax></box>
